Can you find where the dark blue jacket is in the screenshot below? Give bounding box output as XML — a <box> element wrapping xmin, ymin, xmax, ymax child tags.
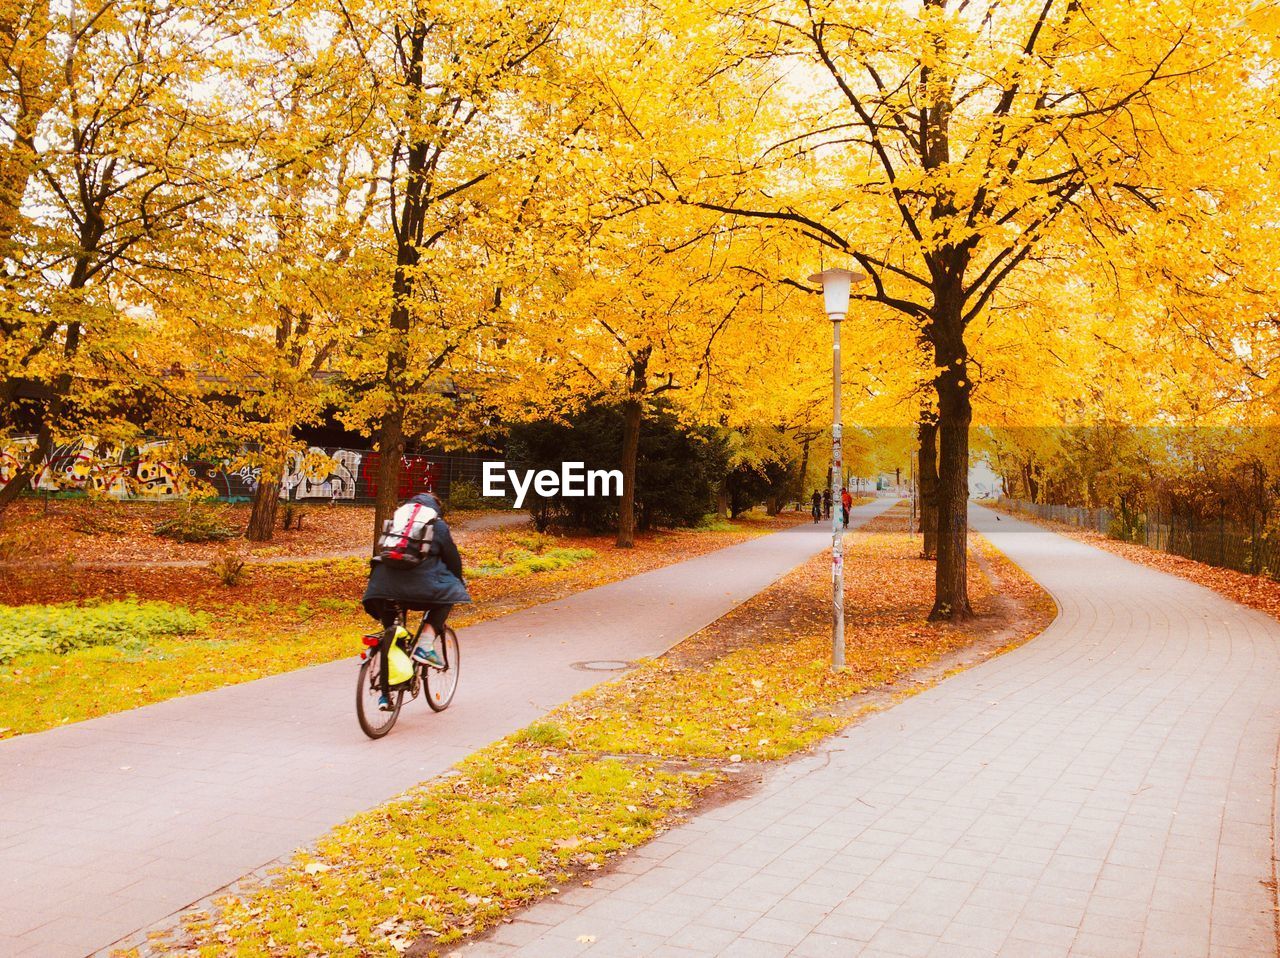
<box><xmin>362</xmin><ymin>494</ymin><xmax>471</xmax><ymax>619</ymax></box>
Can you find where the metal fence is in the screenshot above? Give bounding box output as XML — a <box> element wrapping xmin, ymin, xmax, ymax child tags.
<box><xmin>998</xmin><ymin>497</ymin><xmax>1280</xmax><ymax>581</ymax></box>
<box><xmin>998</xmin><ymin>499</ymin><xmax>1113</xmax><ymax>534</ymax></box>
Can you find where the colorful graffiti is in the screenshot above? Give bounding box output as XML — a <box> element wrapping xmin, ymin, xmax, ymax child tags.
<box><xmin>281</xmin><ymin>448</ymin><xmax>364</xmax><ymax>501</ymax></box>
<box><xmin>358</xmin><ymin>451</ymin><xmax>440</xmax><ymax>501</ymax></box>
<box><xmin>0</xmin><ymin>437</ymin><xmax>209</xmax><ymax>499</ymax></box>
<box><xmin>0</xmin><ymin>437</ymin><xmax>445</xmax><ymax>502</ymax></box>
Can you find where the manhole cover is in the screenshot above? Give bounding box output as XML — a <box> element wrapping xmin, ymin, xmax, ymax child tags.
<box><xmin>571</xmin><ymin>660</ymin><xmax>634</xmax><ymax>672</ymax></box>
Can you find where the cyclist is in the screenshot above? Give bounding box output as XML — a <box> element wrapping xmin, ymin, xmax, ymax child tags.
<box><xmin>810</xmin><ymin>489</ymin><xmax>822</xmax><ymax>523</ymax></box>
<box><xmin>362</xmin><ymin>490</ymin><xmax>470</xmax><ymax>708</ymax></box>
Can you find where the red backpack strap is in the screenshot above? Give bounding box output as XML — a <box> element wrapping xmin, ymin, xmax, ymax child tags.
<box><xmin>388</xmin><ymin>503</ymin><xmax>423</xmax><ymax>557</ymax></box>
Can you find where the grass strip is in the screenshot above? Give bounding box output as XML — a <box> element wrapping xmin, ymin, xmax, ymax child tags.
<box><xmin>0</xmin><ymin>599</ymin><xmax>206</xmax><ymax>663</ymax></box>
<box><xmin>0</xmin><ymin>623</ymin><xmax>350</xmax><ymax>738</ymax></box>
<box><xmin>468</xmin><ymin>546</ymin><xmax>598</xmax><ymax>577</ymax></box>
<box><xmin>167</xmin><ymin>749</ymin><xmax>711</xmax><ymax>956</ymax></box>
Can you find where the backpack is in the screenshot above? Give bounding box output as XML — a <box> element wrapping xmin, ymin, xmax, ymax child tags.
<box><xmin>376</xmin><ymin>499</ymin><xmax>437</xmax><ymax>568</ymax></box>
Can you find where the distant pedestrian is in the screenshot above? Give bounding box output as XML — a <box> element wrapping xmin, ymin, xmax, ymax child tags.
<box><xmin>822</xmin><ymin>489</ymin><xmax>832</xmax><ymax>519</ymax></box>
<box><xmin>841</xmin><ymin>487</ymin><xmax>852</xmax><ymax>528</ymax></box>
<box><xmin>811</xmin><ymin>489</ymin><xmax>822</xmax><ymax>523</ymax></box>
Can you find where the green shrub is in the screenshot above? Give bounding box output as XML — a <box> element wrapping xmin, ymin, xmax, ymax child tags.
<box><xmin>0</xmin><ymin>600</ymin><xmax>208</xmax><ymax>663</ymax></box>
<box><xmin>510</xmin><ymin>531</ymin><xmax>556</xmax><ymax>554</ymax></box>
<box><xmin>1107</xmin><ymin>511</ymin><xmax>1146</xmax><ymax>543</ymax></box>
<box><xmin>513</xmin><ymin>548</ymin><xmax>596</xmax><ymax>574</ymax></box>
<box><xmin>447</xmin><ymin>479</ymin><xmax>492</xmax><ymax>510</ymax></box>
<box><xmin>468</xmin><ymin>547</ymin><xmax>596</xmax><ymax>578</ymax></box>
<box><xmin>154</xmin><ymin>502</ymin><xmax>240</xmax><ymax>543</ymax></box>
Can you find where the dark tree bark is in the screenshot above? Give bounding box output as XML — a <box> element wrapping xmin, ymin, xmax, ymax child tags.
<box><xmin>374</xmin><ymin>404</ymin><xmax>407</xmax><ymax>552</ymax></box>
<box><xmin>617</xmin><ymin>397</ymin><xmax>642</xmax><ymax>548</ymax></box>
<box><xmin>796</xmin><ymin>436</ymin><xmax>811</xmax><ymax>509</ymax></box>
<box><xmin>918</xmin><ymin>413</ymin><xmax>939</xmax><ymax>559</ymax></box>
<box><xmin>616</xmin><ymin>350</ymin><xmax>650</xmax><ymax>548</ymax></box>
<box><xmin>246</xmin><ymin>479</ymin><xmax>282</xmax><ymax>541</ymax></box>
<box><xmin>1022</xmin><ymin>461</ymin><xmax>1039</xmax><ymax>502</ymax></box>
<box><xmin>371</xmin><ymin>21</ymin><xmax>429</xmax><ymax>550</ymax></box>
<box><xmin>929</xmin><ymin>292</ymin><xmax>974</xmax><ymax>621</ymax></box>
<box><xmin>716</xmin><ymin>477</ymin><xmax>729</xmax><ymax>519</ymax></box>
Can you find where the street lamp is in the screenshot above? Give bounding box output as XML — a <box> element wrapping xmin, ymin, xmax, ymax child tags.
<box><xmin>808</xmin><ymin>267</ymin><xmax>867</xmax><ymax>671</ymax></box>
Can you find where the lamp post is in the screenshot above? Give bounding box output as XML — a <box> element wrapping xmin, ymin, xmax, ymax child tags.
<box><xmin>808</xmin><ymin>267</ymin><xmax>867</xmax><ymax>671</ymax></box>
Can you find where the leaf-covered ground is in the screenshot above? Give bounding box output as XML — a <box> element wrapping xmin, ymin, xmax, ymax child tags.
<box><xmin>986</xmin><ymin>502</ymin><xmax>1280</xmax><ymax>622</ymax></box>
<box><xmin>126</xmin><ymin>505</ymin><xmax>1053</xmax><ymax>958</ymax></box>
<box><xmin>0</xmin><ymin>515</ymin><xmax>801</xmax><ymax>738</ymax></box>
<box><xmin>0</xmin><ymin>499</ymin><xmax>478</xmax><ymax>565</ymax></box>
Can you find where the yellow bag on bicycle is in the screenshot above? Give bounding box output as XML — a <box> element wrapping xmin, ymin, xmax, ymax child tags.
<box><xmin>384</xmin><ymin>625</ymin><xmax>414</xmax><ymax>686</ymax></box>
<box><xmin>387</xmin><ymin>629</ymin><xmax>413</xmax><ymax>686</ymax></box>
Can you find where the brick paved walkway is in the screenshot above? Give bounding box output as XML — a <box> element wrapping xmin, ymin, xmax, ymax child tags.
<box><xmin>461</xmin><ymin>506</ymin><xmax>1280</xmax><ymax>958</ymax></box>
<box><xmin>0</xmin><ymin>498</ymin><xmax>895</xmax><ymax>958</ymax></box>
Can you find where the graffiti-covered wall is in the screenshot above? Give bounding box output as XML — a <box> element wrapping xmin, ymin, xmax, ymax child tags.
<box><xmin>0</xmin><ymin>438</ymin><xmax>208</xmax><ymax>499</ymax></box>
<box><xmin>0</xmin><ymin>438</ymin><xmax>485</xmax><ymax>503</ymax></box>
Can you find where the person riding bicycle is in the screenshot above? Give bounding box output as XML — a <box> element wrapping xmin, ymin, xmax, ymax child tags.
<box><xmin>810</xmin><ymin>489</ymin><xmax>822</xmax><ymax>523</ymax></box>
<box><xmin>362</xmin><ymin>490</ymin><xmax>470</xmax><ymax>708</ymax></box>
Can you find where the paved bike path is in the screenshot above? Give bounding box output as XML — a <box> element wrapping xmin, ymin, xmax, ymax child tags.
<box><xmin>0</xmin><ymin>498</ymin><xmax>894</xmax><ymax>958</ymax></box>
<box><xmin>470</xmin><ymin>505</ymin><xmax>1280</xmax><ymax>958</ymax></box>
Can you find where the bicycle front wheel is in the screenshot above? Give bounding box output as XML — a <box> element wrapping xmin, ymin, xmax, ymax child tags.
<box><xmin>356</xmin><ymin>651</ymin><xmax>403</xmax><ymax>739</ymax></box>
<box><xmin>424</xmin><ymin>627</ymin><xmax>460</xmax><ymax>712</ymax></box>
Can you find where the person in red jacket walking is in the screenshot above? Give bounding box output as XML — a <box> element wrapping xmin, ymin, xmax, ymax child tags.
<box><xmin>841</xmin><ymin>487</ymin><xmax>853</xmax><ymax>529</ymax></box>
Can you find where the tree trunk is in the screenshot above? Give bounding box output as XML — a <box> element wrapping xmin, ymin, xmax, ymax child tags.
<box><xmin>374</xmin><ymin>405</ymin><xmax>406</xmax><ymax>553</ymax></box>
<box><xmin>918</xmin><ymin>414</ymin><xmax>939</xmax><ymax>559</ymax></box>
<box><xmin>929</xmin><ymin>308</ymin><xmax>974</xmax><ymax>621</ymax></box>
<box><xmin>716</xmin><ymin>476</ymin><xmax>729</xmax><ymax>519</ymax></box>
<box><xmin>372</xmin><ymin>20</ymin><xmax>428</xmax><ymax>552</ymax></box>
<box><xmin>246</xmin><ymin>479</ymin><xmax>282</xmax><ymax>541</ymax></box>
<box><xmin>617</xmin><ymin>398</ymin><xmax>641</xmax><ymax>547</ymax></box>
<box><xmin>796</xmin><ymin>437</ymin><xmax>811</xmax><ymax>508</ymax></box>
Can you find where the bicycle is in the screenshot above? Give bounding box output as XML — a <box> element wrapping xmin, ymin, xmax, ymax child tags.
<box><xmin>355</xmin><ymin>606</ymin><xmax>460</xmax><ymax>739</ymax></box>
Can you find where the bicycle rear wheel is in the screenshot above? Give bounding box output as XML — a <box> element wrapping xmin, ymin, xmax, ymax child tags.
<box><xmin>356</xmin><ymin>650</ymin><xmax>403</xmax><ymax>738</ymax></box>
<box><xmin>424</xmin><ymin>627</ymin><xmax>460</xmax><ymax>712</ymax></box>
